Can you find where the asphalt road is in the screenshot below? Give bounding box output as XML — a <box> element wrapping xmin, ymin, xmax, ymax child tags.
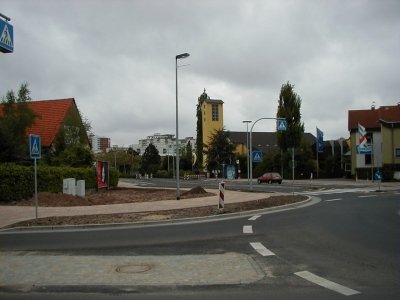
<box><xmin>1</xmin><ymin>181</ymin><xmax>399</xmax><ymax>299</ymax></box>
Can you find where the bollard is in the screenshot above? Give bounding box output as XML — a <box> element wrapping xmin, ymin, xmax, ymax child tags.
<box><xmin>218</xmin><ymin>181</ymin><xmax>225</xmax><ymax>212</ymax></box>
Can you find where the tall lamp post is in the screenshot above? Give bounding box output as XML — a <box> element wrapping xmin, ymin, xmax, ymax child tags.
<box><xmin>175</xmin><ymin>52</ymin><xmax>190</xmax><ymax>200</ymax></box>
<box><xmin>249</xmin><ymin>117</ymin><xmax>286</xmax><ymax>191</ymax></box>
<box><xmin>242</xmin><ymin>120</ymin><xmax>252</xmax><ymax>185</ymax></box>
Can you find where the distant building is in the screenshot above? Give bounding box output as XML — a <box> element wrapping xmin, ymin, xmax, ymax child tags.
<box><xmin>348</xmin><ymin>104</ymin><xmax>400</xmax><ymax>178</ymax></box>
<box><xmin>133</xmin><ymin>133</ymin><xmax>196</xmax><ymax>157</ymax></box>
<box><xmin>229</xmin><ymin>131</ymin><xmax>316</xmax><ymax>156</ymax></box>
<box><xmin>90</xmin><ymin>135</ymin><xmax>111</xmax><ymax>153</ymax></box>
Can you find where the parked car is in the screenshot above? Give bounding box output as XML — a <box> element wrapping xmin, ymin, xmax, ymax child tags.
<box><xmin>257</xmin><ymin>172</ymin><xmax>282</xmax><ymax>184</ymax></box>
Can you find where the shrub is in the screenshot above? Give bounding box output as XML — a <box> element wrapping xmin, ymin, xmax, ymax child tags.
<box><xmin>0</xmin><ymin>163</ymin><xmax>119</xmax><ymax>202</ymax></box>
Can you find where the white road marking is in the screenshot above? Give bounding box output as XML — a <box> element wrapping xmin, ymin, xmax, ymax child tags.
<box><xmin>298</xmin><ymin>188</ymin><xmax>365</xmax><ymax>196</ymax></box>
<box><xmin>243</xmin><ymin>225</ymin><xmax>253</xmax><ymax>234</ymax></box>
<box><xmin>248</xmin><ymin>215</ymin><xmax>261</xmax><ymax>221</ymax></box>
<box><xmin>325</xmin><ymin>198</ymin><xmax>342</xmax><ymax>202</ymax></box>
<box><xmin>358</xmin><ymin>195</ymin><xmax>377</xmax><ymax>198</ymax></box>
<box><xmin>250</xmin><ymin>242</ymin><xmax>275</xmax><ymax>256</ymax></box>
<box><xmin>295</xmin><ymin>271</ymin><xmax>360</xmax><ymax>296</ymax></box>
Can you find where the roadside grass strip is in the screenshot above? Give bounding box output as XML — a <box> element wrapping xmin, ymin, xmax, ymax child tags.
<box><xmin>250</xmin><ymin>242</ymin><xmax>275</xmax><ymax>256</ymax></box>
<box><xmin>243</xmin><ymin>225</ymin><xmax>253</xmax><ymax>234</ymax></box>
<box><xmin>295</xmin><ymin>271</ymin><xmax>360</xmax><ymax>296</ymax></box>
<box><xmin>248</xmin><ymin>215</ymin><xmax>261</xmax><ymax>221</ymax></box>
<box><xmin>325</xmin><ymin>198</ymin><xmax>342</xmax><ymax>202</ymax></box>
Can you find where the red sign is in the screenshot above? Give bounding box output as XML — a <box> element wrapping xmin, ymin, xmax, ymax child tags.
<box><xmin>97</xmin><ymin>161</ymin><xmax>109</xmax><ymax>189</ymax></box>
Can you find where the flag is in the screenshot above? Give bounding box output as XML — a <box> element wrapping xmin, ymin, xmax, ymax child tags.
<box><xmin>356</xmin><ymin>123</ymin><xmax>371</xmax><ymax>154</ymax></box>
<box><xmin>316</xmin><ymin>127</ymin><xmax>324</xmax><ymax>153</ymax></box>
<box><xmin>358</xmin><ymin>123</ymin><xmax>367</xmax><ymax>146</ymax></box>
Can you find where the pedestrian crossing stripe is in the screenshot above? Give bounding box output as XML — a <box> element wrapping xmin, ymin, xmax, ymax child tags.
<box><xmin>0</xmin><ymin>23</ymin><xmax>13</xmax><ymax>47</ymax></box>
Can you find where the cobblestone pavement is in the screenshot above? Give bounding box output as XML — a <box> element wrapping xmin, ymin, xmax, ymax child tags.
<box><xmin>0</xmin><ymin>252</ymin><xmax>264</xmax><ymax>289</ymax></box>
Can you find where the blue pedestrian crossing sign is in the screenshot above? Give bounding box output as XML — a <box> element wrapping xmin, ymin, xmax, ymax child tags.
<box><xmin>374</xmin><ymin>171</ymin><xmax>382</xmax><ymax>181</ymax></box>
<box><xmin>29</xmin><ymin>134</ymin><xmax>41</xmax><ymax>159</ymax></box>
<box><xmin>276</xmin><ymin>119</ymin><xmax>287</xmax><ymax>132</ymax></box>
<box><xmin>252</xmin><ymin>151</ymin><xmax>263</xmax><ymax>162</ymax></box>
<box><xmin>0</xmin><ymin>19</ymin><xmax>13</xmax><ymax>53</ymax></box>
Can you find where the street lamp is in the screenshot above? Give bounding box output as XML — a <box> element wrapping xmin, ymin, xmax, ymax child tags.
<box><xmin>242</xmin><ymin>120</ymin><xmax>252</xmax><ymax>185</ymax></box>
<box><xmin>249</xmin><ymin>117</ymin><xmax>286</xmax><ymax>191</ymax></box>
<box><xmin>175</xmin><ymin>52</ymin><xmax>190</xmax><ymax>200</ymax></box>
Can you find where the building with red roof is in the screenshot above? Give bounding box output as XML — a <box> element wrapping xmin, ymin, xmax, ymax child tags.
<box><xmin>348</xmin><ymin>104</ymin><xmax>400</xmax><ymax>178</ymax></box>
<box><xmin>0</xmin><ymin>98</ymin><xmax>90</xmax><ymax>151</ymax></box>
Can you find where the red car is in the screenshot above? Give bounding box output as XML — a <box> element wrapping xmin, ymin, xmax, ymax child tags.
<box><xmin>257</xmin><ymin>172</ymin><xmax>282</xmax><ymax>184</ymax></box>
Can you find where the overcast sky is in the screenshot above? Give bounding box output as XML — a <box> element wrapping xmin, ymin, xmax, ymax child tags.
<box><xmin>1</xmin><ymin>0</ymin><xmax>399</xmax><ymax>146</ymax></box>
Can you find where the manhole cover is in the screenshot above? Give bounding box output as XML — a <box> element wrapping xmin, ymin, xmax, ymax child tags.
<box><xmin>115</xmin><ymin>263</ymin><xmax>152</xmax><ymax>274</ymax></box>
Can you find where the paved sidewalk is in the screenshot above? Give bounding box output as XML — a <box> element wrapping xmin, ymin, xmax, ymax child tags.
<box><xmin>0</xmin><ymin>182</ymin><xmax>270</xmax><ymax>228</ymax></box>
<box><xmin>0</xmin><ymin>252</ymin><xmax>264</xmax><ymax>289</ymax></box>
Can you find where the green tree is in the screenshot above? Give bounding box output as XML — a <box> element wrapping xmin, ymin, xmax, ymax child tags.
<box><xmin>141</xmin><ymin>143</ymin><xmax>161</xmax><ymax>174</ymax></box>
<box><xmin>181</xmin><ymin>141</ymin><xmax>193</xmax><ymax>171</ymax></box>
<box><xmin>276</xmin><ymin>82</ymin><xmax>305</xmax><ymax>151</ymax></box>
<box><xmin>195</xmin><ymin>89</ymin><xmax>208</xmax><ymax>169</ymax></box>
<box><xmin>204</xmin><ymin>128</ymin><xmax>235</xmax><ymax>172</ymax></box>
<box><xmin>0</xmin><ymin>83</ymin><xmax>37</xmax><ymax>162</ymax></box>
<box><xmin>56</xmin><ymin>144</ymin><xmax>94</xmax><ymax>168</ymax></box>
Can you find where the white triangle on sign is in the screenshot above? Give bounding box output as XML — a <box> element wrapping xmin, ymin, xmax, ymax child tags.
<box><xmin>32</xmin><ymin>140</ymin><xmax>39</xmax><ymax>154</ymax></box>
<box><xmin>254</xmin><ymin>153</ymin><xmax>261</xmax><ymax>160</ymax></box>
<box><xmin>0</xmin><ymin>24</ymin><xmax>13</xmax><ymax>47</ymax></box>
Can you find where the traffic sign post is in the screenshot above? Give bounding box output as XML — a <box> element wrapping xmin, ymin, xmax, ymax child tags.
<box><xmin>0</xmin><ymin>18</ymin><xmax>13</xmax><ymax>53</ymax></box>
<box><xmin>252</xmin><ymin>151</ymin><xmax>263</xmax><ymax>163</ymax></box>
<box><xmin>29</xmin><ymin>134</ymin><xmax>41</xmax><ymax>219</ymax></box>
<box><xmin>374</xmin><ymin>170</ymin><xmax>382</xmax><ymax>192</ymax></box>
<box><xmin>276</xmin><ymin>119</ymin><xmax>287</xmax><ymax>132</ymax></box>
<box><xmin>249</xmin><ymin>117</ymin><xmax>287</xmax><ymax>191</ymax></box>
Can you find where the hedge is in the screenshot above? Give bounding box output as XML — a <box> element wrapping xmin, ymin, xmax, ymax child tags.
<box><xmin>0</xmin><ymin>163</ymin><xmax>119</xmax><ymax>202</ymax></box>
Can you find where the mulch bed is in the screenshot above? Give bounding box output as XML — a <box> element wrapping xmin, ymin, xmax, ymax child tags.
<box><xmin>6</xmin><ymin>195</ymin><xmax>307</xmax><ymax>228</ymax></box>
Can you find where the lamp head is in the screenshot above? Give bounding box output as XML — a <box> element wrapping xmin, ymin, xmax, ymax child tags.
<box><xmin>176</xmin><ymin>53</ymin><xmax>190</xmax><ymax>60</ymax></box>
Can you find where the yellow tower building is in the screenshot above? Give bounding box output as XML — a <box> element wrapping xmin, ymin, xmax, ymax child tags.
<box><xmin>198</xmin><ymin>90</ymin><xmax>224</xmax><ymax>168</ymax></box>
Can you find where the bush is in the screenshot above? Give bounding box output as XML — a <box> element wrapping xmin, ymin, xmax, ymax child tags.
<box><xmin>0</xmin><ymin>163</ymin><xmax>119</xmax><ymax>202</ymax></box>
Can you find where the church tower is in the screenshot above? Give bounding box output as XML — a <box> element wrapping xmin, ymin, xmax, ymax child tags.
<box><xmin>197</xmin><ymin>89</ymin><xmax>224</xmax><ymax>169</ymax></box>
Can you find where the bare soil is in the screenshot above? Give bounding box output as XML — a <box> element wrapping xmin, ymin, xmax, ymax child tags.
<box><xmin>11</xmin><ymin>187</ymin><xmax>214</xmax><ymax>207</ymax></box>
<box><xmin>4</xmin><ymin>187</ymin><xmax>307</xmax><ymax>228</ymax></box>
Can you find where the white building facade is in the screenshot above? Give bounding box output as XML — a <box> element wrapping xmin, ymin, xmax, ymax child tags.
<box><xmin>133</xmin><ymin>133</ymin><xmax>196</xmax><ymax>157</ymax></box>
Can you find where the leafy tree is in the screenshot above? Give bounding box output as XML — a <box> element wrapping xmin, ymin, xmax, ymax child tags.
<box><xmin>0</xmin><ymin>83</ymin><xmax>37</xmax><ymax>162</ymax></box>
<box><xmin>276</xmin><ymin>82</ymin><xmax>305</xmax><ymax>151</ymax></box>
<box><xmin>195</xmin><ymin>90</ymin><xmax>208</xmax><ymax>169</ymax></box>
<box><xmin>56</xmin><ymin>144</ymin><xmax>94</xmax><ymax>167</ymax></box>
<box><xmin>204</xmin><ymin>128</ymin><xmax>235</xmax><ymax>172</ymax></box>
<box><xmin>181</xmin><ymin>141</ymin><xmax>193</xmax><ymax>171</ymax></box>
<box><xmin>141</xmin><ymin>143</ymin><xmax>161</xmax><ymax>174</ymax></box>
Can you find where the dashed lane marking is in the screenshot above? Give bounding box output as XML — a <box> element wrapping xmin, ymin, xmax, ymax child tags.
<box><xmin>248</xmin><ymin>215</ymin><xmax>261</xmax><ymax>221</ymax></box>
<box><xmin>325</xmin><ymin>198</ymin><xmax>342</xmax><ymax>202</ymax></box>
<box><xmin>243</xmin><ymin>225</ymin><xmax>253</xmax><ymax>234</ymax></box>
<box><xmin>295</xmin><ymin>271</ymin><xmax>360</xmax><ymax>296</ymax></box>
<box><xmin>358</xmin><ymin>195</ymin><xmax>377</xmax><ymax>198</ymax></box>
<box><xmin>250</xmin><ymin>242</ymin><xmax>275</xmax><ymax>256</ymax></box>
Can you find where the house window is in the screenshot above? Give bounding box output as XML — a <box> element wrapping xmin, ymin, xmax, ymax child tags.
<box><xmin>365</xmin><ymin>154</ymin><xmax>372</xmax><ymax>165</ymax></box>
<box><xmin>212</xmin><ymin>104</ymin><xmax>219</xmax><ymax>121</ymax></box>
<box><xmin>396</xmin><ymin>148</ymin><xmax>400</xmax><ymax>158</ymax></box>
<box><xmin>163</xmin><ymin>148</ymin><xmax>167</xmax><ymax>154</ymax></box>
